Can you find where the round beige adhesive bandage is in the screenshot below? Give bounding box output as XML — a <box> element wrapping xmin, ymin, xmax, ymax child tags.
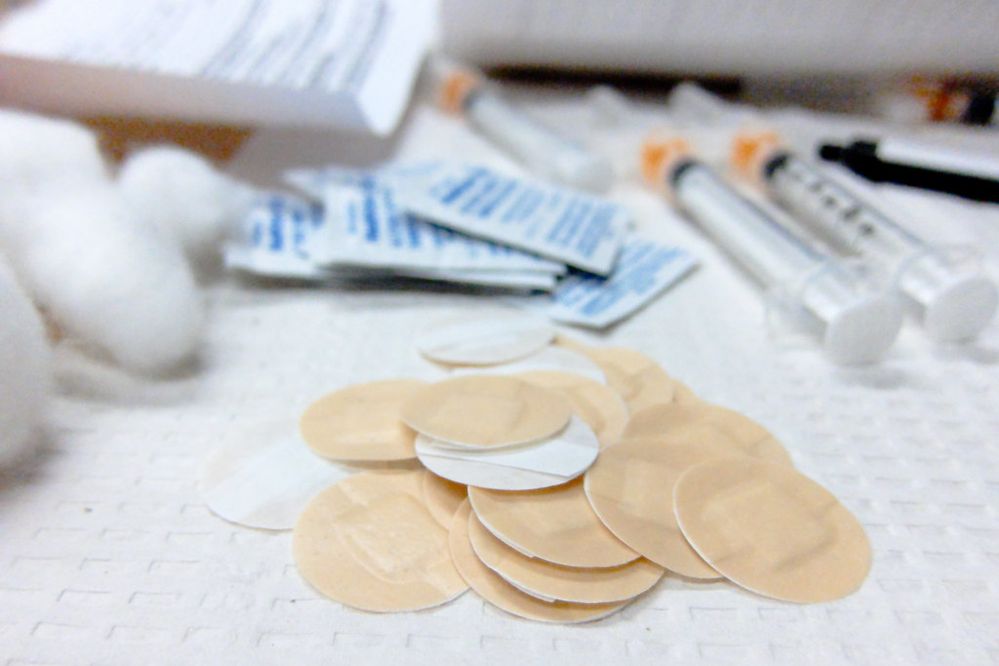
<box><xmin>584</xmin><ymin>437</ymin><xmax>742</xmax><ymax>578</ymax></box>
<box><xmin>518</xmin><ymin>371</ymin><xmax>628</xmax><ymax>448</ymax></box>
<box><xmin>414</xmin><ymin>416</ymin><xmax>599</xmax><ymax>491</ymax></box>
<box><xmin>300</xmin><ymin>379</ymin><xmax>426</xmax><ymax>461</ymax></box>
<box><xmin>400</xmin><ymin>375</ymin><xmax>572</xmax><ymax>448</ymax></box>
<box><xmin>623</xmin><ymin>402</ymin><xmax>792</xmax><ymax>465</ymax></box>
<box><xmin>672</xmin><ymin>381</ymin><xmax>701</xmax><ymax>405</ymax></box>
<box><xmin>673</xmin><ymin>458</ymin><xmax>872</xmax><ymax>603</ymax></box>
<box><xmin>415</xmin><ymin>310</ymin><xmax>555</xmax><ymax>366</ymax></box>
<box><xmin>449</xmin><ymin>502</ymin><xmax>629</xmax><ymax>623</ymax></box>
<box><xmin>292</xmin><ymin>470</ymin><xmax>467</xmax><ymax>612</ymax></box>
<box><xmin>583</xmin><ymin>347</ymin><xmax>676</xmax><ymax>413</ymax></box>
<box><xmin>452</xmin><ymin>345</ymin><xmax>606</xmax><ymax>384</ymax></box>
<box><xmin>469</xmin><ymin>478</ymin><xmax>639</xmax><ymax>568</ymax></box>
<box><xmin>553</xmin><ymin>334</ymin><xmax>595</xmax><ymax>356</ymax></box>
<box><xmin>467</xmin><ymin>509</ymin><xmax>664</xmax><ymax>603</ymax></box>
<box><xmin>421</xmin><ymin>472</ymin><xmax>467</xmax><ymax>528</ymax></box>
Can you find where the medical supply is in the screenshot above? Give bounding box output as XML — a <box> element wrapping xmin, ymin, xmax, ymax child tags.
<box><xmin>400</xmin><ymin>375</ymin><xmax>573</xmax><ymax>448</ymax></box>
<box><xmin>299</xmin><ymin>379</ymin><xmax>427</xmax><ymax>462</ymax></box>
<box><xmin>466</xmin><ymin>510</ymin><xmax>665</xmax><ymax>604</ymax></box>
<box><xmin>415</xmin><ymin>309</ymin><xmax>556</xmax><ymax>366</ymax></box>
<box><xmin>579</xmin><ymin>345</ymin><xmax>679</xmax><ymax>413</ymax></box>
<box><xmin>289</xmin><ymin>160</ymin><xmax>634</xmax><ymax>276</ymax></box>
<box><xmin>414</xmin><ymin>415</ymin><xmax>599</xmax><ymax>488</ymax></box>
<box><xmin>452</xmin><ymin>346</ymin><xmax>606</xmax><ymax>383</ymax></box>
<box><xmin>313</xmin><ymin>179</ymin><xmax>565</xmax><ymax>274</ymax></box>
<box><xmin>674</xmin><ymin>458</ymin><xmax>872</xmax><ymax>603</ymax></box>
<box><xmin>390</xmin><ymin>162</ymin><xmax>629</xmax><ymax>275</ymax></box>
<box><xmin>820</xmin><ymin>137</ymin><xmax>999</xmax><ymax>203</ymax></box>
<box><xmin>0</xmin><ymin>257</ymin><xmax>49</xmax><ymax>469</ymax></box>
<box><xmin>225</xmin><ymin>193</ymin><xmax>560</xmax><ymax>291</ymax></box>
<box><xmin>546</xmin><ymin>234</ymin><xmax>698</xmax><ymax>328</ymax></box>
<box><xmin>416</xmin><ymin>434</ymin><xmax>591</xmax><ymax>491</ymax></box>
<box><xmin>437</xmin><ymin>65</ymin><xmax>614</xmax><ymax>192</ymax></box>
<box><xmin>518</xmin><ymin>371</ymin><xmax>628</xmax><ymax>449</ymax></box>
<box><xmin>199</xmin><ymin>421</ymin><xmax>357</xmax><ymax>530</ymax></box>
<box><xmin>623</xmin><ymin>402</ymin><xmax>792</xmax><ymax>465</ymax></box>
<box><xmin>224</xmin><ymin>194</ymin><xmax>330</xmax><ymax>281</ymax></box>
<box><xmin>735</xmin><ymin>132</ymin><xmax>999</xmax><ymax>342</ymax></box>
<box><xmin>449</xmin><ymin>502</ymin><xmax>630</xmax><ymax>623</ymax></box>
<box><xmin>287</xmin><ymin>161</ymin><xmax>696</xmax><ymax>325</ymax></box>
<box><xmin>202</xmin><ymin>309</ymin><xmax>872</xmax><ymax>621</ymax></box>
<box><xmin>293</xmin><ymin>470</ymin><xmax>468</xmax><ymax>612</ymax></box>
<box><xmin>421</xmin><ymin>473</ymin><xmax>468</xmax><ymax>528</ymax></box>
<box><xmin>468</xmin><ymin>479</ymin><xmax>640</xmax><ymax>568</ymax></box>
<box><xmin>642</xmin><ymin>137</ymin><xmax>903</xmax><ymax>365</ymax></box>
<box><xmin>585</xmin><ymin>437</ymin><xmax>734</xmax><ymax>579</ymax></box>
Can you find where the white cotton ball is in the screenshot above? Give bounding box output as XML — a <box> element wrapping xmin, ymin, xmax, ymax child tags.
<box><xmin>3</xmin><ymin>182</ymin><xmax>205</xmax><ymax>373</ymax></box>
<box><xmin>0</xmin><ymin>109</ymin><xmax>110</xmax><ymax>233</ymax></box>
<box><xmin>0</xmin><ymin>111</ymin><xmax>205</xmax><ymax>374</ymax></box>
<box><xmin>0</xmin><ymin>256</ymin><xmax>50</xmax><ymax>468</ymax></box>
<box><xmin>118</xmin><ymin>145</ymin><xmax>255</xmax><ymax>271</ymax></box>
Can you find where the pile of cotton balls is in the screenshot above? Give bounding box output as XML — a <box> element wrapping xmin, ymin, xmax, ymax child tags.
<box><xmin>0</xmin><ymin>109</ymin><xmax>255</xmax><ymax>467</ymax></box>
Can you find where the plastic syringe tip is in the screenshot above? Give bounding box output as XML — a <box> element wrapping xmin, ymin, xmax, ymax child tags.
<box><xmin>731</xmin><ymin>130</ymin><xmax>782</xmax><ymax>178</ymax></box>
<box><xmin>437</xmin><ymin>67</ymin><xmax>482</xmax><ymax>115</ymax></box>
<box><xmin>639</xmin><ymin>135</ymin><xmax>692</xmax><ymax>189</ymax></box>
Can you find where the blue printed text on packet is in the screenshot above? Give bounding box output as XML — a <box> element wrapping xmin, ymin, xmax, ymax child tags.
<box><xmin>308</xmin><ymin>177</ymin><xmax>563</xmax><ymax>274</ymax></box>
<box><xmin>386</xmin><ymin>163</ymin><xmax>629</xmax><ymax>275</ymax></box>
<box><xmin>546</xmin><ymin>234</ymin><xmax>699</xmax><ymax>328</ymax></box>
<box><xmin>224</xmin><ymin>193</ymin><xmax>331</xmax><ymax>280</ymax></box>
<box><xmin>225</xmin><ymin>193</ymin><xmax>558</xmax><ymax>291</ymax></box>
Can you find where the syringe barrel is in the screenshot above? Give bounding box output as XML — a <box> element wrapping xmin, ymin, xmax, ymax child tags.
<box><xmin>669</xmin><ymin>159</ymin><xmax>902</xmax><ymax>363</ymax></box>
<box><xmin>671</xmin><ymin>160</ymin><xmax>823</xmax><ymax>286</ymax></box>
<box><xmin>761</xmin><ymin>150</ymin><xmax>998</xmax><ymax>341</ymax></box>
<box><xmin>463</xmin><ymin>90</ymin><xmax>613</xmax><ymax>192</ymax></box>
<box><xmin>762</xmin><ymin>151</ymin><xmax>926</xmax><ymax>267</ymax></box>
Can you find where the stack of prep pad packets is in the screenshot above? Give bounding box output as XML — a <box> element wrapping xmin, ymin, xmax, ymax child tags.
<box><xmin>225</xmin><ymin>162</ymin><xmax>698</xmax><ymax>328</ymax></box>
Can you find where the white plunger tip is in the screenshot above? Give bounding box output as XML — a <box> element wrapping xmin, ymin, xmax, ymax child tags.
<box><xmin>921</xmin><ymin>274</ymin><xmax>999</xmax><ymax>343</ymax></box>
<box><xmin>823</xmin><ymin>294</ymin><xmax>904</xmax><ymax>365</ymax></box>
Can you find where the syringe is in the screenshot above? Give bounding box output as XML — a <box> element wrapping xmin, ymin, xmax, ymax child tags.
<box><xmin>437</xmin><ymin>65</ymin><xmax>614</xmax><ymax>192</ymax></box>
<box><xmin>642</xmin><ymin>137</ymin><xmax>903</xmax><ymax>365</ymax></box>
<box><xmin>732</xmin><ymin>131</ymin><xmax>999</xmax><ymax>342</ymax></box>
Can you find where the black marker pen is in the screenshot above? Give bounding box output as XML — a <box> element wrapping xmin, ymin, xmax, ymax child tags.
<box><xmin>818</xmin><ymin>138</ymin><xmax>999</xmax><ymax>203</ymax></box>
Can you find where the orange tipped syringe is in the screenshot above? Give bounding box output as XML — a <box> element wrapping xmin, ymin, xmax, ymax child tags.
<box><xmin>436</xmin><ymin>64</ymin><xmax>613</xmax><ymax>192</ymax></box>
<box><xmin>642</xmin><ymin>135</ymin><xmax>903</xmax><ymax>365</ymax></box>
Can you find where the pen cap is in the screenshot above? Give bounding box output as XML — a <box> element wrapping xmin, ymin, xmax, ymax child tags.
<box><xmin>895</xmin><ymin>247</ymin><xmax>999</xmax><ymax>342</ymax></box>
<box><xmin>771</xmin><ymin>261</ymin><xmax>904</xmax><ymax>365</ymax></box>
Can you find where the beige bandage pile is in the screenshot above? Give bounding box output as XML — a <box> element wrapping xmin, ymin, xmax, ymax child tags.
<box><xmin>204</xmin><ymin>309</ymin><xmax>871</xmax><ymax>624</ymax></box>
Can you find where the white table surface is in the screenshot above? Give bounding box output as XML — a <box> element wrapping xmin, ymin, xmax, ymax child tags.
<box><xmin>2</xmin><ymin>90</ymin><xmax>998</xmax><ymax>665</ymax></box>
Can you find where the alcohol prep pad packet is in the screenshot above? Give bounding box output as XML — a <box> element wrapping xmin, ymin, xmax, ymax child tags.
<box><xmin>311</xmin><ymin>178</ymin><xmax>564</xmax><ymax>274</ymax></box>
<box><xmin>386</xmin><ymin>163</ymin><xmax>629</xmax><ymax>275</ymax></box>
<box><xmin>225</xmin><ymin>193</ymin><xmax>331</xmax><ymax>281</ymax></box>
<box><xmin>545</xmin><ymin>235</ymin><xmax>698</xmax><ymax>328</ymax></box>
<box><xmin>226</xmin><ymin>193</ymin><xmax>557</xmax><ymax>291</ymax></box>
